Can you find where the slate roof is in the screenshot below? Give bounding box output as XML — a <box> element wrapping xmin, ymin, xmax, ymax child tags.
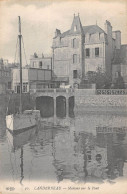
<box><xmin>60</xmin><ymin>25</ymin><xmax>105</xmax><ymax>38</ymax></box>
<box><xmin>60</xmin><ymin>30</ymin><xmax>70</xmax><ymax>38</ymax></box>
<box><xmin>83</xmin><ymin>25</ymin><xmax>105</xmax><ymax>34</ymax></box>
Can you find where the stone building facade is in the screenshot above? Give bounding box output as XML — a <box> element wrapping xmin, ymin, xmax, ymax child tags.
<box><xmin>52</xmin><ymin>14</ymin><xmax>121</xmax><ymax>87</ymax></box>
<box><xmin>30</xmin><ymin>53</ymin><xmax>52</xmax><ymax>71</ymax></box>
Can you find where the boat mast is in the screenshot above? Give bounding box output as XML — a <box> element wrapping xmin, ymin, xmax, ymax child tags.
<box><xmin>18</xmin><ymin>16</ymin><xmax>22</xmax><ymax>113</ymax></box>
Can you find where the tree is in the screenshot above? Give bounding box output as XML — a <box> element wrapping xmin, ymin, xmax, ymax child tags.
<box><xmin>86</xmin><ymin>68</ymin><xmax>111</xmax><ymax>89</ymax></box>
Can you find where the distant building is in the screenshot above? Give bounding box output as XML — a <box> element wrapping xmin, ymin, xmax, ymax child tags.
<box><xmin>12</xmin><ymin>67</ymin><xmax>52</xmax><ymax>93</ymax></box>
<box><xmin>0</xmin><ymin>58</ymin><xmax>11</xmax><ymax>94</ymax></box>
<box><xmin>30</xmin><ymin>53</ymin><xmax>52</xmax><ymax>71</ymax></box>
<box><xmin>52</xmin><ymin>14</ymin><xmax>122</xmax><ymax>87</ymax></box>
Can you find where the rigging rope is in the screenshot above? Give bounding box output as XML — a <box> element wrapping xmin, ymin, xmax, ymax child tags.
<box><xmin>14</xmin><ymin>37</ymin><xmax>19</xmax><ymax>66</ymax></box>
<box><xmin>22</xmin><ymin>37</ymin><xmax>28</xmax><ymax>66</ymax></box>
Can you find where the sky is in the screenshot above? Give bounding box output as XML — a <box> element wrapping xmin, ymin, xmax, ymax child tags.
<box><xmin>0</xmin><ymin>0</ymin><xmax>127</xmax><ymax>64</ymax></box>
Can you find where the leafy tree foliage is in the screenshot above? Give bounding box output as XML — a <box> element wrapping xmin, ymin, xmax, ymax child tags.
<box><xmin>86</xmin><ymin>68</ymin><xmax>111</xmax><ymax>89</ymax></box>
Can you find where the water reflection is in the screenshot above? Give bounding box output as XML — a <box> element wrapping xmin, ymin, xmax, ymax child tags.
<box><xmin>6</xmin><ymin>127</ymin><xmax>38</xmax><ymax>185</ymax></box>
<box><xmin>0</xmin><ymin>113</ymin><xmax>127</xmax><ymax>184</ymax></box>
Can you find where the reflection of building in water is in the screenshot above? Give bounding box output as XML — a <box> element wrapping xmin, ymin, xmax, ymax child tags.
<box><xmin>96</xmin><ymin>126</ymin><xmax>127</xmax><ymax>179</ymax></box>
<box><xmin>74</xmin><ymin>131</ymin><xmax>108</xmax><ymax>180</ymax></box>
<box><xmin>51</xmin><ymin>130</ymin><xmax>79</xmax><ymax>182</ymax></box>
<box><xmin>49</xmin><ymin>128</ymin><xmax>109</xmax><ymax>182</ymax></box>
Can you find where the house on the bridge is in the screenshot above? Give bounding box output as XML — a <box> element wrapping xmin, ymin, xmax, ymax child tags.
<box><xmin>52</xmin><ymin>14</ymin><xmax>122</xmax><ymax>87</ymax></box>
<box><xmin>12</xmin><ymin>67</ymin><xmax>52</xmax><ymax>93</ymax></box>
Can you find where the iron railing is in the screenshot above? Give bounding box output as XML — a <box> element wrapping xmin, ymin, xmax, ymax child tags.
<box><xmin>96</xmin><ymin>89</ymin><xmax>127</xmax><ymax>95</ymax></box>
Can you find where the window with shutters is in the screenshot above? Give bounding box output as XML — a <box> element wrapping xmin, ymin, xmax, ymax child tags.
<box><xmin>95</xmin><ymin>47</ymin><xmax>99</xmax><ymax>57</ymax></box>
<box><xmin>86</xmin><ymin>48</ymin><xmax>90</xmax><ymax>57</ymax></box>
<box><xmin>39</xmin><ymin>61</ymin><xmax>42</xmax><ymax>69</ymax></box>
<box><xmin>33</xmin><ymin>62</ymin><xmax>36</xmax><ymax>68</ymax></box>
<box><xmin>73</xmin><ymin>54</ymin><xmax>77</xmax><ymax>64</ymax></box>
<box><xmin>23</xmin><ymin>83</ymin><xmax>28</xmax><ymax>93</ymax></box>
<box><xmin>73</xmin><ymin>70</ymin><xmax>78</xmax><ymax>78</ymax></box>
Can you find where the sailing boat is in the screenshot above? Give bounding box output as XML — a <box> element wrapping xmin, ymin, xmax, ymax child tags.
<box><xmin>6</xmin><ymin>16</ymin><xmax>40</xmax><ymax>134</ymax></box>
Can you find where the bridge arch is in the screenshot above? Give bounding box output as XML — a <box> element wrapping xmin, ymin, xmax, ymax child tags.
<box><xmin>56</xmin><ymin>96</ymin><xmax>66</xmax><ymax>118</ymax></box>
<box><xmin>36</xmin><ymin>96</ymin><xmax>54</xmax><ymax>117</ymax></box>
<box><xmin>69</xmin><ymin>96</ymin><xmax>75</xmax><ymax>117</ymax></box>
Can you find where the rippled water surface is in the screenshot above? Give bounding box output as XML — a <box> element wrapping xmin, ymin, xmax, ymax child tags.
<box><xmin>0</xmin><ymin>113</ymin><xmax>127</xmax><ymax>184</ymax></box>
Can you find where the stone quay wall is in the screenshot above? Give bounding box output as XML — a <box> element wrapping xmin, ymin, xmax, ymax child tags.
<box><xmin>74</xmin><ymin>89</ymin><xmax>127</xmax><ymax>114</ymax></box>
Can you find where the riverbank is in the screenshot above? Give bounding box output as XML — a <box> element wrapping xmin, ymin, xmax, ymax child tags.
<box><xmin>74</xmin><ymin>89</ymin><xmax>127</xmax><ymax>115</ymax></box>
<box><xmin>74</xmin><ymin>105</ymin><xmax>127</xmax><ymax>116</ymax></box>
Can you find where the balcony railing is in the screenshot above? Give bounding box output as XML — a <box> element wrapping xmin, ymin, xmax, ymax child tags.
<box><xmin>96</xmin><ymin>89</ymin><xmax>127</xmax><ymax>95</ymax></box>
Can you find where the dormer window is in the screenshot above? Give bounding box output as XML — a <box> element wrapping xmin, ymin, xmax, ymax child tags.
<box><xmin>74</xmin><ymin>25</ymin><xmax>77</xmax><ymax>31</ymax></box>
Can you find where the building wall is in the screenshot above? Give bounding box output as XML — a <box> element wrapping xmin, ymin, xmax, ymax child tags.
<box><xmin>112</xmin><ymin>31</ymin><xmax>121</xmax><ymax>49</ymax></box>
<box><xmin>112</xmin><ymin>64</ymin><xmax>127</xmax><ymax>85</ymax></box>
<box><xmin>52</xmin><ymin>17</ymin><xmax>122</xmax><ymax>86</ymax></box>
<box><xmin>30</xmin><ymin>55</ymin><xmax>52</xmax><ymax>70</ymax></box>
<box><xmin>105</xmin><ymin>21</ymin><xmax>114</xmax><ymax>77</ymax></box>
<box><xmin>84</xmin><ymin>42</ymin><xmax>105</xmax><ymax>73</ymax></box>
<box><xmin>53</xmin><ymin>34</ymin><xmax>83</xmax><ymax>86</ymax></box>
<box><xmin>12</xmin><ymin>68</ymin><xmax>52</xmax><ymax>93</ymax></box>
<box><xmin>28</xmin><ymin>68</ymin><xmax>51</xmax><ymax>81</ymax></box>
<box><xmin>112</xmin><ymin>64</ymin><xmax>121</xmax><ymax>81</ymax></box>
<box><xmin>121</xmin><ymin>65</ymin><xmax>127</xmax><ymax>83</ymax></box>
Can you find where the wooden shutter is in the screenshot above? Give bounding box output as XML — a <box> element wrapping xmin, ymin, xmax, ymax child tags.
<box><xmin>92</xmin><ymin>48</ymin><xmax>95</xmax><ymax>58</ymax></box>
<box><xmin>99</xmin><ymin>47</ymin><xmax>103</xmax><ymax>57</ymax></box>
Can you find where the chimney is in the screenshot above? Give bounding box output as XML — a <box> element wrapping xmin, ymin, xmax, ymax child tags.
<box><xmin>112</xmin><ymin>31</ymin><xmax>121</xmax><ymax>49</ymax></box>
<box><xmin>105</xmin><ymin>20</ymin><xmax>112</xmax><ymax>35</ymax></box>
<box><xmin>55</xmin><ymin>29</ymin><xmax>61</xmax><ymax>37</ymax></box>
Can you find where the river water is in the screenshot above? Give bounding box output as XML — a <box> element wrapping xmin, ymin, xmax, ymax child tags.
<box><xmin>0</xmin><ymin>112</ymin><xmax>127</xmax><ymax>185</ymax></box>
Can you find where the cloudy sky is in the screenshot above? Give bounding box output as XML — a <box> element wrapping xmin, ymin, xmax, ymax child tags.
<box><xmin>0</xmin><ymin>0</ymin><xmax>127</xmax><ymax>64</ymax></box>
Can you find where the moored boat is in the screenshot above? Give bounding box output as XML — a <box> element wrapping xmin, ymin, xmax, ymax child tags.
<box><xmin>6</xmin><ymin>16</ymin><xmax>40</xmax><ymax>134</ymax></box>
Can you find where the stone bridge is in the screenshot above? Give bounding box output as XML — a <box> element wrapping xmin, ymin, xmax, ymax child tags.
<box><xmin>30</xmin><ymin>88</ymin><xmax>75</xmax><ymax>117</ymax></box>
<box><xmin>30</xmin><ymin>88</ymin><xmax>74</xmax><ymax>98</ymax></box>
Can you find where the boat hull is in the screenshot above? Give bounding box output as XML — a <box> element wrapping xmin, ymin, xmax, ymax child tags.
<box><xmin>6</xmin><ymin>110</ymin><xmax>40</xmax><ymax>134</ymax></box>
